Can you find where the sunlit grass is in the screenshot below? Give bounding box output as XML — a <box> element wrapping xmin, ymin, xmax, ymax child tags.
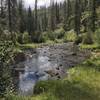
<box><xmin>80</xmin><ymin>43</ymin><xmax>100</xmax><ymax>49</ymax></box>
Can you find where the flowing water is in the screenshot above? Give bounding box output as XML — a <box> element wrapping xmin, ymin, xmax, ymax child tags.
<box><xmin>14</xmin><ymin>43</ymin><xmax>89</xmax><ymax>95</ymax></box>
<box><xmin>17</xmin><ymin>47</ymin><xmax>63</xmax><ymax>95</ymax></box>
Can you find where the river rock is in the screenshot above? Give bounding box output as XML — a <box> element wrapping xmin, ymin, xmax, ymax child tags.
<box><xmin>14</xmin><ymin>52</ymin><xmax>27</xmax><ymax>64</ymax></box>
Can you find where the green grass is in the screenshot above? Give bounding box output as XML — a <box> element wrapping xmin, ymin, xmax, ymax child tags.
<box><xmin>17</xmin><ymin>41</ymin><xmax>64</xmax><ymax>50</ymax></box>
<box><xmin>80</xmin><ymin>43</ymin><xmax>100</xmax><ymax>50</ymax></box>
<box><xmin>20</xmin><ymin>43</ymin><xmax>39</xmax><ymax>49</ymax></box>
<box><xmin>5</xmin><ymin>49</ymin><xmax>100</xmax><ymax>100</ymax></box>
<box><xmin>13</xmin><ymin>43</ymin><xmax>43</xmax><ymax>53</ymax></box>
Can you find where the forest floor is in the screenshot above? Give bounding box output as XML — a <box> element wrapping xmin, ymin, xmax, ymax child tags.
<box><xmin>5</xmin><ymin>44</ymin><xmax>100</xmax><ymax>100</ymax></box>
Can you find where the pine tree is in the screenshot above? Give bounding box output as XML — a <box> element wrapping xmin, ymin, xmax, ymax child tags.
<box><xmin>34</xmin><ymin>0</ymin><xmax>38</xmax><ymax>31</ymax></box>
<box><xmin>74</xmin><ymin>0</ymin><xmax>82</xmax><ymax>35</ymax></box>
<box><xmin>0</xmin><ymin>0</ymin><xmax>6</xmax><ymax>36</ymax></box>
<box><xmin>8</xmin><ymin>0</ymin><xmax>12</xmax><ymax>33</ymax></box>
<box><xmin>55</xmin><ymin>2</ymin><xmax>60</xmax><ymax>24</ymax></box>
<box><xmin>43</xmin><ymin>6</ymin><xmax>47</xmax><ymax>31</ymax></box>
<box><xmin>18</xmin><ymin>0</ymin><xmax>26</xmax><ymax>43</ymax></box>
<box><xmin>18</xmin><ymin>0</ymin><xmax>25</xmax><ymax>33</ymax></box>
<box><xmin>40</xmin><ymin>6</ymin><xmax>48</xmax><ymax>32</ymax></box>
<box><xmin>63</xmin><ymin>0</ymin><xmax>67</xmax><ymax>30</ymax></box>
<box><xmin>91</xmin><ymin>0</ymin><xmax>96</xmax><ymax>32</ymax></box>
<box><xmin>27</xmin><ymin>6</ymin><xmax>34</xmax><ymax>41</ymax></box>
<box><xmin>7</xmin><ymin>0</ymin><xmax>18</xmax><ymax>43</ymax></box>
<box><xmin>11</xmin><ymin>0</ymin><xmax>18</xmax><ymax>32</ymax></box>
<box><xmin>49</xmin><ymin>0</ymin><xmax>56</xmax><ymax>31</ymax></box>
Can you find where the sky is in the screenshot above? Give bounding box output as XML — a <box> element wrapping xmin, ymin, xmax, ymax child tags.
<box><xmin>24</xmin><ymin>0</ymin><xmax>64</xmax><ymax>8</ymax></box>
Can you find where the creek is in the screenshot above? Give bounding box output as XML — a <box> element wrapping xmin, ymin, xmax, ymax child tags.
<box><xmin>13</xmin><ymin>43</ymin><xmax>89</xmax><ymax>95</ymax></box>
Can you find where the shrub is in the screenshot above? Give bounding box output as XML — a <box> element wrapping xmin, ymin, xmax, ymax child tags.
<box><xmin>47</xmin><ymin>31</ymin><xmax>57</xmax><ymax>41</ymax></box>
<box><xmin>75</xmin><ymin>33</ymin><xmax>86</xmax><ymax>45</ymax></box>
<box><xmin>54</xmin><ymin>28</ymin><xmax>65</xmax><ymax>39</ymax></box>
<box><xmin>82</xmin><ymin>32</ymin><xmax>94</xmax><ymax>44</ymax></box>
<box><xmin>95</xmin><ymin>29</ymin><xmax>100</xmax><ymax>45</ymax></box>
<box><xmin>46</xmin><ymin>28</ymin><xmax>65</xmax><ymax>41</ymax></box>
<box><xmin>32</xmin><ymin>31</ymin><xmax>45</xmax><ymax>43</ymax></box>
<box><xmin>64</xmin><ymin>30</ymin><xmax>77</xmax><ymax>42</ymax></box>
<box><xmin>23</xmin><ymin>32</ymin><xmax>31</xmax><ymax>44</ymax></box>
<box><xmin>75</xmin><ymin>35</ymin><xmax>83</xmax><ymax>45</ymax></box>
<box><xmin>17</xmin><ymin>34</ymin><xmax>23</xmax><ymax>44</ymax></box>
<box><xmin>42</xmin><ymin>32</ymin><xmax>49</xmax><ymax>43</ymax></box>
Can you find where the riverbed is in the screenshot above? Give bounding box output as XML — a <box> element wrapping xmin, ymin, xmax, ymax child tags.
<box><xmin>13</xmin><ymin>43</ymin><xmax>90</xmax><ymax>95</ymax></box>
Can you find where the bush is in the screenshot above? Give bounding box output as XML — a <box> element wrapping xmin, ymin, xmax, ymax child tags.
<box><xmin>75</xmin><ymin>35</ymin><xmax>83</xmax><ymax>45</ymax></box>
<box><xmin>46</xmin><ymin>28</ymin><xmax>65</xmax><ymax>41</ymax></box>
<box><xmin>64</xmin><ymin>30</ymin><xmax>77</xmax><ymax>42</ymax></box>
<box><xmin>22</xmin><ymin>32</ymin><xmax>31</xmax><ymax>44</ymax></box>
<box><xmin>47</xmin><ymin>31</ymin><xmax>57</xmax><ymax>41</ymax></box>
<box><xmin>54</xmin><ymin>28</ymin><xmax>65</xmax><ymax>39</ymax></box>
<box><xmin>82</xmin><ymin>32</ymin><xmax>94</xmax><ymax>44</ymax></box>
<box><xmin>42</xmin><ymin>32</ymin><xmax>49</xmax><ymax>42</ymax></box>
<box><xmin>95</xmin><ymin>29</ymin><xmax>100</xmax><ymax>45</ymax></box>
<box><xmin>17</xmin><ymin>34</ymin><xmax>23</xmax><ymax>44</ymax></box>
<box><xmin>75</xmin><ymin>33</ymin><xmax>87</xmax><ymax>45</ymax></box>
<box><xmin>32</xmin><ymin>31</ymin><xmax>45</xmax><ymax>43</ymax></box>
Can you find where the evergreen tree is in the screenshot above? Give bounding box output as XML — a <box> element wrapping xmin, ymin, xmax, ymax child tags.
<box><xmin>49</xmin><ymin>0</ymin><xmax>56</xmax><ymax>31</ymax></box>
<box><xmin>0</xmin><ymin>0</ymin><xmax>6</xmax><ymax>35</ymax></box>
<box><xmin>11</xmin><ymin>0</ymin><xmax>18</xmax><ymax>33</ymax></box>
<box><xmin>18</xmin><ymin>0</ymin><xmax>25</xmax><ymax>33</ymax></box>
<box><xmin>63</xmin><ymin>0</ymin><xmax>67</xmax><ymax>30</ymax></box>
<box><xmin>27</xmin><ymin>6</ymin><xmax>34</xmax><ymax>41</ymax></box>
<box><xmin>18</xmin><ymin>0</ymin><xmax>26</xmax><ymax>43</ymax></box>
<box><xmin>43</xmin><ymin>6</ymin><xmax>47</xmax><ymax>31</ymax></box>
<box><xmin>7</xmin><ymin>0</ymin><xmax>12</xmax><ymax>33</ymax></box>
<box><xmin>74</xmin><ymin>0</ymin><xmax>82</xmax><ymax>35</ymax></box>
<box><xmin>7</xmin><ymin>0</ymin><xmax>18</xmax><ymax>43</ymax></box>
<box><xmin>34</xmin><ymin>0</ymin><xmax>38</xmax><ymax>31</ymax></box>
<box><xmin>55</xmin><ymin>2</ymin><xmax>60</xmax><ymax>24</ymax></box>
<box><xmin>91</xmin><ymin>0</ymin><xmax>96</xmax><ymax>32</ymax></box>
